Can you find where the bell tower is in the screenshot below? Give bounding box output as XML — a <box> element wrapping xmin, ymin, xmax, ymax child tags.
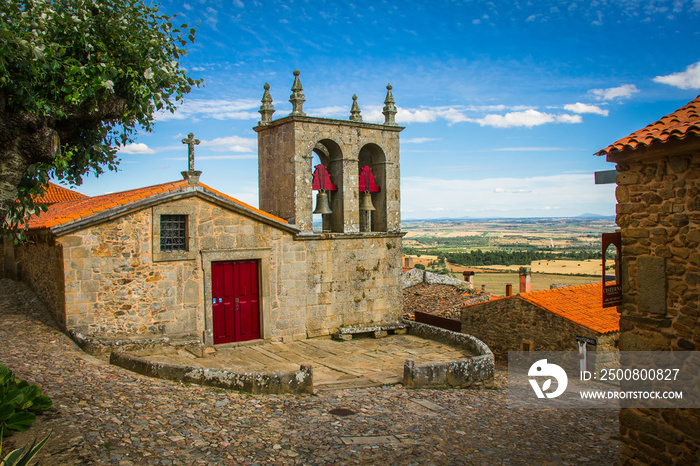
<box><xmin>254</xmin><ymin>70</ymin><xmax>403</xmax><ymax>235</ymax></box>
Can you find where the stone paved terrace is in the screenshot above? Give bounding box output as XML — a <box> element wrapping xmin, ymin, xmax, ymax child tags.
<box><xmin>0</xmin><ymin>279</ymin><xmax>620</xmax><ymax>465</ymax></box>
<box><xmin>133</xmin><ymin>335</ymin><xmax>475</xmax><ymax>391</ymax></box>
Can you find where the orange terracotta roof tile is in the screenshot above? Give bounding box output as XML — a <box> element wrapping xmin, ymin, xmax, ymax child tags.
<box><xmin>27</xmin><ymin>180</ymin><xmax>288</xmax><ymax>231</ymax></box>
<box><xmin>35</xmin><ymin>182</ymin><xmax>88</xmax><ymax>205</ymax></box>
<box><xmin>199</xmin><ymin>182</ymin><xmax>287</xmax><ymax>224</ymax></box>
<box><xmin>28</xmin><ymin>181</ymin><xmax>188</xmax><ymax>230</ymax></box>
<box><xmin>518</xmin><ymin>282</ymin><xmax>619</xmax><ymax>334</ymax></box>
<box><xmin>596</xmin><ymin>95</ymin><xmax>700</xmax><ymax>156</ymax></box>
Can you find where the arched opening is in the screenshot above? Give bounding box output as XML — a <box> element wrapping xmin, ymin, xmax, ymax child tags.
<box><xmin>312</xmin><ymin>139</ymin><xmax>344</xmax><ymax>233</ymax></box>
<box><xmin>358</xmin><ymin>143</ymin><xmax>387</xmax><ymax>232</ymax></box>
<box><xmin>604</xmin><ymin>243</ymin><xmax>619</xmax><ymax>284</ymax></box>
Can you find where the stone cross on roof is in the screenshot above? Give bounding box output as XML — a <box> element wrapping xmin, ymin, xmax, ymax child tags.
<box><xmin>181</xmin><ymin>132</ymin><xmax>202</xmax><ymax>184</ymax></box>
<box><xmin>181</xmin><ymin>132</ymin><xmax>200</xmax><ymax>171</ymax></box>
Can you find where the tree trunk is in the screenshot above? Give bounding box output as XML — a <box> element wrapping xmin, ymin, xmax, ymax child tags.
<box><xmin>0</xmin><ymin>93</ymin><xmax>60</xmax><ymax>227</ymax></box>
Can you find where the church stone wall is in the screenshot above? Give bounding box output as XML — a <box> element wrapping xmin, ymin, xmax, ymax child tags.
<box><xmin>613</xmin><ymin>150</ymin><xmax>700</xmax><ymax>465</ymax></box>
<box><xmin>302</xmin><ymin>234</ymin><xmax>404</xmax><ymax>338</ymax></box>
<box><xmin>55</xmin><ymin>197</ymin><xmax>295</xmax><ymax>339</ymax></box>
<box><xmin>14</xmin><ymin>234</ymin><xmax>66</xmax><ymax>326</ymax></box>
<box><xmin>50</xmin><ymin>195</ymin><xmax>403</xmax><ymax>344</ymax></box>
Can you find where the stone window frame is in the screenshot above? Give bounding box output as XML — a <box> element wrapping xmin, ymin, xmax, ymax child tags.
<box><xmin>200</xmin><ymin>248</ymin><xmax>272</xmax><ymax>347</ymax></box>
<box><xmin>522</xmin><ymin>340</ymin><xmax>533</xmax><ymax>351</ymax></box>
<box><xmin>152</xmin><ymin>205</ymin><xmax>197</xmax><ymax>262</ymax></box>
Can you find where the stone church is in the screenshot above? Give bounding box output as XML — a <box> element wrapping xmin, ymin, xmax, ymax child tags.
<box><xmin>4</xmin><ymin>70</ymin><xmax>405</xmax><ymax>347</ymax></box>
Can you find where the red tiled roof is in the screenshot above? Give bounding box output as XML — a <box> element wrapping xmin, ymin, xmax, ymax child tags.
<box><xmin>198</xmin><ymin>182</ymin><xmax>286</xmax><ymax>224</ymax></box>
<box><xmin>518</xmin><ymin>282</ymin><xmax>619</xmax><ymax>334</ymax></box>
<box><xmin>596</xmin><ymin>95</ymin><xmax>700</xmax><ymax>156</ymax></box>
<box><xmin>36</xmin><ymin>182</ymin><xmax>88</xmax><ymax>205</ymax></box>
<box><xmin>27</xmin><ymin>180</ymin><xmax>287</xmax><ymax>230</ymax></box>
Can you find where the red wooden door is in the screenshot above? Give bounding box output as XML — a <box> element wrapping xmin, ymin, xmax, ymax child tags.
<box><xmin>212</xmin><ymin>260</ymin><xmax>260</xmax><ymax>344</ymax></box>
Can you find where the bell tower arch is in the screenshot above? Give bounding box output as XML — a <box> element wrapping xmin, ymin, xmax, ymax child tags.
<box><xmin>254</xmin><ymin>71</ymin><xmax>403</xmax><ymax>235</ymax></box>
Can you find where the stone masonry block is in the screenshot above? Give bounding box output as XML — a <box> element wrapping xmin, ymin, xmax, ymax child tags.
<box><xmin>637</xmin><ymin>255</ymin><xmax>667</xmax><ymax>316</ymax></box>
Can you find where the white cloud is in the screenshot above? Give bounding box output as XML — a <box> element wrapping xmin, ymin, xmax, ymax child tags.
<box><xmin>366</xmin><ymin>104</ymin><xmax>584</xmax><ymax>128</ymax></box>
<box><xmin>156</xmin><ymin>99</ymin><xmax>260</xmax><ymax>122</ymax></box>
<box><xmin>555</xmin><ymin>114</ymin><xmax>583</xmax><ymax>124</ymax></box>
<box><xmin>653</xmin><ymin>61</ymin><xmax>700</xmax><ymax>90</ymax></box>
<box><xmin>118</xmin><ymin>143</ymin><xmax>155</xmax><ymax>155</ymax></box>
<box><xmin>589</xmin><ymin>84</ymin><xmax>639</xmax><ymax>101</ymax></box>
<box><xmin>403</xmin><ymin>137</ymin><xmax>441</xmax><ymax>144</ymax></box>
<box><xmin>564</xmin><ymin>102</ymin><xmax>609</xmax><ymax>116</ymax></box>
<box><xmin>474</xmin><ymin>109</ymin><xmax>581</xmax><ymax>128</ymax></box>
<box><xmin>164</xmin><ymin>154</ymin><xmax>256</xmax><ymax>161</ymax></box>
<box><xmin>197</xmin><ymin>154</ymin><xmax>257</xmax><ymax>160</ymax></box>
<box><xmin>494</xmin><ymin>187</ymin><xmax>506</xmax><ymax>193</ymax></box>
<box><xmin>200</xmin><ymin>136</ymin><xmax>257</xmax><ymax>153</ymax></box>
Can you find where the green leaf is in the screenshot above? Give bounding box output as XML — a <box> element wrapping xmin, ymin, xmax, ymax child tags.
<box><xmin>4</xmin><ymin>412</ymin><xmax>35</xmax><ymax>433</ymax></box>
<box><xmin>14</xmin><ymin>432</ymin><xmax>52</xmax><ymax>466</ymax></box>
<box><xmin>2</xmin><ymin>446</ymin><xmax>27</xmax><ymax>465</ymax></box>
<box><xmin>28</xmin><ymin>396</ymin><xmax>51</xmax><ymax>414</ymax></box>
<box><xmin>0</xmin><ymin>405</ymin><xmax>14</xmax><ymax>422</ymax></box>
<box><xmin>1</xmin><ymin>392</ymin><xmax>23</xmax><ymax>409</ymax></box>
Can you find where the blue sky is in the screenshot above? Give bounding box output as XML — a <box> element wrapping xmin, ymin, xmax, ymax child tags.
<box><xmin>74</xmin><ymin>0</ymin><xmax>700</xmax><ymax>219</ymax></box>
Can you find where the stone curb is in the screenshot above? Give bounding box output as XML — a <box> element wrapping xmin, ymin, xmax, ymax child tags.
<box><xmin>109</xmin><ymin>351</ymin><xmax>313</xmax><ymax>394</ymax></box>
<box><xmin>403</xmin><ymin>319</ymin><xmax>495</xmax><ymax>388</ymax></box>
<box><xmin>69</xmin><ymin>330</ymin><xmax>203</xmax><ymax>357</ymax></box>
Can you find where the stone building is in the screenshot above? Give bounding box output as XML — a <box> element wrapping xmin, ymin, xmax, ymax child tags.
<box><xmin>596</xmin><ymin>95</ymin><xmax>700</xmax><ymax>464</ymax></box>
<box><xmin>460</xmin><ymin>283</ymin><xmax>620</xmax><ymax>360</ymax></box>
<box><xmin>3</xmin><ymin>71</ymin><xmax>405</xmax><ymax>348</ymax></box>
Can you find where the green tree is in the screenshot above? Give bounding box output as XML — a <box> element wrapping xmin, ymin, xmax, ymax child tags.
<box><xmin>0</xmin><ymin>0</ymin><xmax>201</xmax><ymax>234</ymax></box>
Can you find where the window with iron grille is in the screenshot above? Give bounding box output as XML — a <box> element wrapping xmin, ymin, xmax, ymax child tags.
<box><xmin>160</xmin><ymin>215</ymin><xmax>187</xmax><ymax>252</ymax></box>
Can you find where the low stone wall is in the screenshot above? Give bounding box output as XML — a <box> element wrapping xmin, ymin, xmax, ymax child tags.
<box><xmin>109</xmin><ymin>351</ymin><xmax>313</xmax><ymax>395</ymax></box>
<box><xmin>70</xmin><ymin>330</ymin><xmax>203</xmax><ymax>357</ymax></box>
<box><xmin>403</xmin><ymin>320</ymin><xmax>494</xmax><ymax>388</ymax></box>
<box><xmin>402</xmin><ymin>268</ymin><xmax>468</xmax><ymax>289</ymax></box>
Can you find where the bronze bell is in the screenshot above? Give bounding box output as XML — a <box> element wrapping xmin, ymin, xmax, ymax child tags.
<box><xmin>359</xmin><ymin>191</ymin><xmax>376</xmax><ymax>211</ymax></box>
<box><xmin>313</xmin><ymin>190</ymin><xmax>333</xmax><ymax>215</ymax></box>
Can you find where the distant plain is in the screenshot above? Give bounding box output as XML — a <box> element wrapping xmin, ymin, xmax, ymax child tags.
<box><xmin>402</xmin><ymin>217</ymin><xmax>617</xmax><ymax>296</ymax></box>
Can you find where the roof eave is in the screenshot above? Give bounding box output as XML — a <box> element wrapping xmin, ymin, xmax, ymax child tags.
<box><xmin>600</xmin><ymin>132</ymin><xmax>700</xmax><ymax>164</ymax></box>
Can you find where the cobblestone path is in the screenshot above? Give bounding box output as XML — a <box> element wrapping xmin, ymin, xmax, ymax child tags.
<box><xmin>0</xmin><ymin>279</ymin><xmax>619</xmax><ymax>465</ymax></box>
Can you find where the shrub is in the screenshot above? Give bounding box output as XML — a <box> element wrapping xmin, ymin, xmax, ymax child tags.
<box><xmin>0</xmin><ymin>365</ymin><xmax>52</xmax><ymax>437</ymax></box>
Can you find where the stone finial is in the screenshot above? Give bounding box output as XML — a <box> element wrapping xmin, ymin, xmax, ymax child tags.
<box><xmin>289</xmin><ymin>69</ymin><xmax>306</xmax><ymax>116</ymax></box>
<box><xmin>258</xmin><ymin>82</ymin><xmax>275</xmax><ymax>125</ymax></box>
<box><xmin>181</xmin><ymin>132</ymin><xmax>202</xmax><ymax>184</ymax></box>
<box><xmin>349</xmin><ymin>94</ymin><xmax>363</xmax><ymax>122</ymax></box>
<box><xmin>382</xmin><ymin>83</ymin><xmax>398</xmax><ymax>126</ymax></box>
